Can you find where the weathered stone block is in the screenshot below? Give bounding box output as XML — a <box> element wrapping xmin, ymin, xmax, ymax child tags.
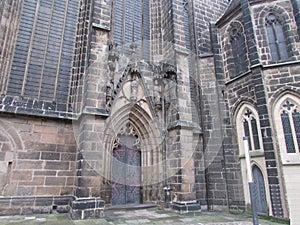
<box><xmin>0</xmin><ymin>208</ymin><xmax>21</xmax><ymax>216</ymax></box>
<box><xmin>16</xmin><ymin>186</ymin><xmax>35</xmax><ymax>196</ymax></box>
<box><xmin>41</xmin><ymin>152</ymin><xmax>60</xmax><ymax>160</ymax></box>
<box><xmin>16</xmin><ymin>160</ymin><xmax>43</xmax><ymax>170</ymax></box>
<box><xmin>70</xmin><ymin>198</ymin><xmax>105</xmax><ymax>220</ymax></box>
<box><xmin>60</xmin><ymin>187</ymin><xmax>74</xmax><ymax>195</ymax></box>
<box><xmin>17</xmin><ymin>152</ymin><xmax>40</xmax><ymax>160</ymax></box>
<box><xmin>35</xmin><ymin>197</ymin><xmax>53</xmax><ymax>207</ymax></box>
<box><xmin>41</xmin><ymin>134</ymin><xmax>57</xmax><ymax>144</ymax></box>
<box><xmin>45</xmin><ymin>161</ymin><xmax>70</xmax><ymax>170</ymax></box>
<box><xmin>12</xmin><ymin>170</ymin><xmax>33</xmax><ymax>181</ymax></box>
<box><xmin>171</xmin><ymin>201</ymin><xmax>201</xmax><ymax>214</ymax></box>
<box><xmin>34</xmin><ymin>125</ymin><xmax>58</xmax><ymax>134</ymax></box>
<box><xmin>32</xmin><ymin>207</ymin><xmax>51</xmax><ymax>214</ymax></box>
<box><xmin>53</xmin><ymin>196</ymin><xmax>73</xmax><ymax>206</ymax></box>
<box><xmin>36</xmin><ymin>187</ymin><xmax>60</xmax><ymax>195</ymax></box>
<box><xmin>20</xmin><ymin>207</ymin><xmax>34</xmax><ymax>215</ymax></box>
<box><xmin>61</xmin><ymin>153</ymin><xmax>76</xmax><ymax>161</ymax></box>
<box><xmin>34</xmin><ymin>170</ymin><xmax>57</xmax><ymax>176</ymax></box>
<box><xmin>57</xmin><ymin>205</ymin><xmax>70</xmax><ymax>213</ymax></box>
<box><xmin>45</xmin><ymin>177</ymin><xmax>66</xmax><ymax>186</ymax></box>
<box><xmin>19</xmin><ymin>177</ymin><xmax>45</xmax><ymax>186</ymax></box>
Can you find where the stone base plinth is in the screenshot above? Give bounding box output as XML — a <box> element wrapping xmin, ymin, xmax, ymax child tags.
<box><xmin>0</xmin><ymin>196</ymin><xmax>72</xmax><ymax>216</ymax></box>
<box><xmin>70</xmin><ymin>197</ymin><xmax>105</xmax><ymax>220</ymax></box>
<box><xmin>171</xmin><ymin>201</ymin><xmax>201</xmax><ymax>214</ymax></box>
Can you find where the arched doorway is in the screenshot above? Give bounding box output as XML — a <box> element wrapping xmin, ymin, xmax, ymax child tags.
<box><xmin>111</xmin><ymin>125</ymin><xmax>141</xmax><ymax>205</ymax></box>
<box><xmin>252</xmin><ymin>165</ymin><xmax>268</xmax><ymax>214</ymax></box>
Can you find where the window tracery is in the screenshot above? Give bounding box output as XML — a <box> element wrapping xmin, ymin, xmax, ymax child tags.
<box><xmin>279</xmin><ymin>100</ymin><xmax>300</xmax><ymax>153</ymax></box>
<box><xmin>242</xmin><ymin>108</ymin><xmax>261</xmax><ymax>151</ymax></box>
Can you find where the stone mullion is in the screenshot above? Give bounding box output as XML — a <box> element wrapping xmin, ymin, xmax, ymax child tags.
<box><xmin>20</xmin><ymin>0</ymin><xmax>40</xmax><ymax>97</ymax></box>
<box><xmin>0</xmin><ymin>0</ymin><xmax>23</xmax><ymax>93</ymax></box>
<box><xmin>247</xmin><ymin>117</ymin><xmax>256</xmax><ymax>151</ymax></box>
<box><xmin>37</xmin><ymin>0</ymin><xmax>56</xmax><ymax>100</ymax></box>
<box><xmin>52</xmin><ymin>0</ymin><xmax>70</xmax><ymax>101</ymax></box>
<box><xmin>288</xmin><ymin>110</ymin><xmax>299</xmax><ymax>152</ymax></box>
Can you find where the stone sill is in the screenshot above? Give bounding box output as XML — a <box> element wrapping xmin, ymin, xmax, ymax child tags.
<box><xmin>280</xmin><ymin>154</ymin><xmax>300</xmax><ymax>165</ymax></box>
<box><xmin>239</xmin><ymin>150</ymin><xmax>265</xmax><ymax>159</ymax></box>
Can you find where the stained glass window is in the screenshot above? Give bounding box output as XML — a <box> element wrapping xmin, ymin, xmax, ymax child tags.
<box><xmin>6</xmin><ymin>0</ymin><xmax>79</xmax><ymax>102</ymax></box>
<box><xmin>280</xmin><ymin>100</ymin><xmax>300</xmax><ymax>153</ymax></box>
<box><xmin>113</xmin><ymin>0</ymin><xmax>150</xmax><ymax>60</ymax></box>
<box><xmin>242</xmin><ymin>109</ymin><xmax>261</xmax><ymax>151</ymax></box>
<box><xmin>292</xmin><ymin>111</ymin><xmax>300</xmax><ymax>151</ymax></box>
<box><xmin>265</xmin><ymin>13</ymin><xmax>288</xmax><ymax>61</ymax></box>
<box><xmin>230</xmin><ymin>26</ymin><xmax>248</xmax><ymax>76</ymax></box>
<box><xmin>251</xmin><ymin>117</ymin><xmax>260</xmax><ymax>150</ymax></box>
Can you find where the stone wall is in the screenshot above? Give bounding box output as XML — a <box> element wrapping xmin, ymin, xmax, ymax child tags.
<box><xmin>0</xmin><ymin>114</ymin><xmax>77</xmax><ymax>215</ymax></box>
<box><xmin>193</xmin><ymin>0</ymin><xmax>229</xmax><ymax>55</ymax></box>
<box><xmin>252</xmin><ymin>0</ymin><xmax>300</xmax><ymax>65</ymax></box>
<box><xmin>197</xmin><ymin>53</ymin><xmax>244</xmax><ymax>209</ymax></box>
<box><xmin>214</xmin><ymin>0</ymin><xmax>300</xmax><ymax>218</ymax></box>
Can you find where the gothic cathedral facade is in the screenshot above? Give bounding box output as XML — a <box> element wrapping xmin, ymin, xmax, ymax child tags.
<box><xmin>0</xmin><ymin>0</ymin><xmax>299</xmax><ymax>223</ymax></box>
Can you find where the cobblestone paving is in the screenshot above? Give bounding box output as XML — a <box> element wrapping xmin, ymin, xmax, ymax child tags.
<box><xmin>0</xmin><ymin>208</ymin><xmax>289</xmax><ymax>225</ymax></box>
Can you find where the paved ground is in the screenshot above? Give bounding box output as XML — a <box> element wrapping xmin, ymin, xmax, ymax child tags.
<box><xmin>0</xmin><ymin>208</ymin><xmax>289</xmax><ymax>225</ymax></box>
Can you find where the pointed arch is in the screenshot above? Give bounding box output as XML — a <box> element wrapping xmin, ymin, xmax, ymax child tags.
<box><xmin>102</xmin><ymin>101</ymin><xmax>164</xmax><ymax>204</ymax></box>
<box><xmin>273</xmin><ymin>94</ymin><xmax>300</xmax><ymax>222</ymax></box>
<box><xmin>235</xmin><ymin>103</ymin><xmax>263</xmax><ymax>154</ymax></box>
<box><xmin>273</xmin><ymin>93</ymin><xmax>300</xmax><ymax>163</ymax></box>
<box><xmin>252</xmin><ymin>164</ymin><xmax>268</xmax><ymax>215</ymax></box>
<box><xmin>256</xmin><ymin>5</ymin><xmax>298</xmax><ymax>63</ymax></box>
<box><xmin>222</xmin><ymin>20</ymin><xmax>249</xmax><ymax>80</ymax></box>
<box><xmin>228</xmin><ymin>21</ymin><xmax>248</xmax><ymax>76</ymax></box>
<box><xmin>0</xmin><ymin>119</ymin><xmax>23</xmax><ymax>196</ymax></box>
<box><xmin>234</xmin><ymin>103</ymin><xmax>271</xmax><ymax>215</ymax></box>
<box><xmin>0</xmin><ymin>119</ymin><xmax>24</xmax><ymax>152</ymax></box>
<box><xmin>104</xmin><ymin>102</ymin><xmax>163</xmax><ymax>178</ymax></box>
<box><xmin>104</xmin><ymin>103</ymin><xmax>160</xmax><ymax>153</ymax></box>
<box><xmin>265</xmin><ymin>12</ymin><xmax>288</xmax><ymax>61</ymax></box>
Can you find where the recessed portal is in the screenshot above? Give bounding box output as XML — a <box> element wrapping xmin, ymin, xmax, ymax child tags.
<box><xmin>111</xmin><ymin>126</ymin><xmax>141</xmax><ymax>206</ymax></box>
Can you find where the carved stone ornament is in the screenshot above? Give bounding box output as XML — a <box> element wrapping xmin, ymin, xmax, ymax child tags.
<box><xmin>113</xmin><ymin>123</ymin><xmax>141</xmax><ymax>149</ymax></box>
<box><xmin>130</xmin><ymin>74</ymin><xmax>138</xmax><ymax>102</ymax></box>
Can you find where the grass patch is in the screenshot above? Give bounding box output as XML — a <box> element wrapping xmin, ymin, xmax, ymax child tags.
<box><xmin>244</xmin><ymin>213</ymin><xmax>290</xmax><ymax>224</ymax></box>
<box><xmin>258</xmin><ymin>214</ymin><xmax>290</xmax><ymax>224</ymax></box>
